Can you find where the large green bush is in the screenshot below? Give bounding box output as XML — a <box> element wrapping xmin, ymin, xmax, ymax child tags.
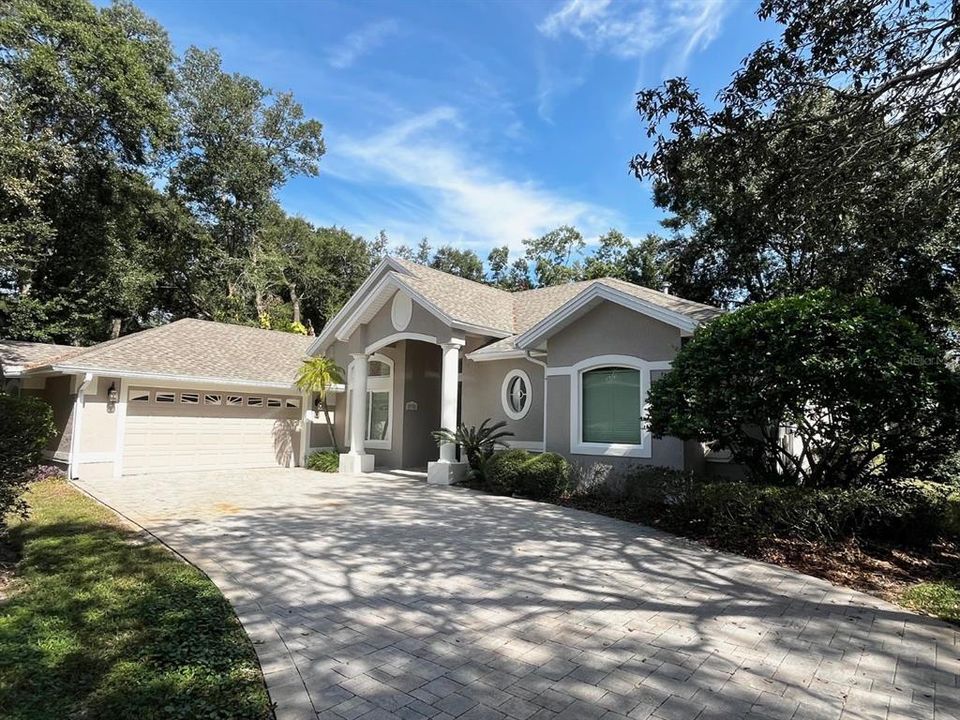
<box><xmin>588</xmin><ymin>468</ymin><xmax>951</xmax><ymax>547</ymax></box>
<box><xmin>484</xmin><ymin>450</ymin><xmax>571</xmax><ymax>500</ymax></box>
<box><xmin>647</xmin><ymin>291</ymin><xmax>960</xmax><ymax>486</ymax></box>
<box><xmin>0</xmin><ymin>394</ymin><xmax>55</xmax><ymax>527</ymax></box>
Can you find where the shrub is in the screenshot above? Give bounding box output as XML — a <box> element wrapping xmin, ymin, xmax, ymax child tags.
<box><xmin>306</xmin><ymin>450</ymin><xmax>339</xmax><ymax>472</ymax></box>
<box><xmin>485</xmin><ymin>450</ymin><xmax>571</xmax><ymax>499</ymax></box>
<box><xmin>432</xmin><ymin>419</ymin><xmax>513</xmax><ymax>478</ymax></box>
<box><xmin>0</xmin><ymin>394</ymin><xmax>55</xmax><ymax>528</ymax></box>
<box><xmin>592</xmin><ymin>468</ymin><xmax>952</xmax><ymax>548</ymax></box>
<box><xmin>647</xmin><ymin>291</ymin><xmax>960</xmax><ymax>486</ymax></box>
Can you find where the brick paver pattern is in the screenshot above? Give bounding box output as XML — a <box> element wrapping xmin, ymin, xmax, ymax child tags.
<box><xmin>77</xmin><ymin>469</ymin><xmax>960</xmax><ymax>720</ymax></box>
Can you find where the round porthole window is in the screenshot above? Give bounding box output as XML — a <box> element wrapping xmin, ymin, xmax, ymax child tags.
<box><xmin>501</xmin><ymin>369</ymin><xmax>532</xmax><ymax>420</ymax></box>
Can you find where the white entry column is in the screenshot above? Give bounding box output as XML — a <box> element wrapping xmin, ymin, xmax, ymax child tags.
<box><xmin>339</xmin><ymin>352</ymin><xmax>375</xmax><ymax>474</ymax></box>
<box><xmin>428</xmin><ymin>341</ymin><xmax>468</xmax><ymax>484</ymax></box>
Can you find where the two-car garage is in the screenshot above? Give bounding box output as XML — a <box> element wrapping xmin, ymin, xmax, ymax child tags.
<box><xmin>10</xmin><ymin>318</ymin><xmax>318</xmax><ymax>481</ymax></box>
<box><xmin>121</xmin><ymin>386</ymin><xmax>304</xmax><ymax>475</ymax></box>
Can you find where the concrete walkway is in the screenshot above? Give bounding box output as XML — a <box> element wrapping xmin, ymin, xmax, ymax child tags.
<box><xmin>76</xmin><ymin>469</ymin><xmax>959</xmax><ymax>720</ymax></box>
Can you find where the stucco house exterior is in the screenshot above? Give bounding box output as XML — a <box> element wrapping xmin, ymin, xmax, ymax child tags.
<box><xmin>314</xmin><ymin>257</ymin><xmax>723</xmax><ymax>483</ymax></box>
<box><xmin>1</xmin><ymin>257</ymin><xmax>724</xmax><ymax>483</ymax></box>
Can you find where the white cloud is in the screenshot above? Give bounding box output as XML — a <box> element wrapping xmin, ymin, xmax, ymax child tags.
<box><xmin>539</xmin><ymin>0</ymin><xmax>730</xmax><ymax>67</ymax></box>
<box><xmin>323</xmin><ymin>107</ymin><xmax>617</xmax><ymax>252</ymax></box>
<box><xmin>328</xmin><ymin>19</ymin><xmax>400</xmax><ymax>70</ymax></box>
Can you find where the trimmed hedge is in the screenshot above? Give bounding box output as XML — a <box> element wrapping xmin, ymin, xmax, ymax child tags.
<box><xmin>484</xmin><ymin>450</ymin><xmax>571</xmax><ymax>499</ymax></box>
<box><xmin>582</xmin><ymin>468</ymin><xmax>954</xmax><ymax>547</ymax></box>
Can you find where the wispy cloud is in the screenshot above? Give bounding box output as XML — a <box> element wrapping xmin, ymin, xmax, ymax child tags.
<box><xmin>323</xmin><ymin>107</ymin><xmax>616</xmax><ymax>252</ymax></box>
<box><xmin>539</xmin><ymin>0</ymin><xmax>730</xmax><ymax>68</ymax></box>
<box><xmin>328</xmin><ymin>19</ymin><xmax>400</xmax><ymax>70</ymax></box>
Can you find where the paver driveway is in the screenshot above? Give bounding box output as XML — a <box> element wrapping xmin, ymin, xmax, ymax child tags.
<box><xmin>76</xmin><ymin>469</ymin><xmax>959</xmax><ymax>720</ymax></box>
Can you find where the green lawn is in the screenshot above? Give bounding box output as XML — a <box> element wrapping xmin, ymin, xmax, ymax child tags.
<box><xmin>0</xmin><ymin>479</ymin><xmax>272</xmax><ymax>720</ymax></box>
<box><xmin>900</xmin><ymin>581</ymin><xmax>960</xmax><ymax>624</ymax></box>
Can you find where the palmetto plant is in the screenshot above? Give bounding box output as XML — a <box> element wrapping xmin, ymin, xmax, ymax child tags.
<box><xmin>432</xmin><ymin>419</ymin><xmax>514</xmax><ymax>473</ymax></box>
<box><xmin>294</xmin><ymin>356</ymin><xmax>344</xmax><ymax>453</ymax></box>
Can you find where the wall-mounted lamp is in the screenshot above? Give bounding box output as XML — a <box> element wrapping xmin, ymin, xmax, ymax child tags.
<box><xmin>107</xmin><ymin>382</ymin><xmax>119</xmax><ymax>404</ymax></box>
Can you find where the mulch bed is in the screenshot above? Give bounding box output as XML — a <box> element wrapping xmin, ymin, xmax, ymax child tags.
<box><xmin>560</xmin><ymin>494</ymin><xmax>960</xmax><ymax>617</ymax></box>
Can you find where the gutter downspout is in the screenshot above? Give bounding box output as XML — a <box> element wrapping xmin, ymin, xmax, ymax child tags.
<box><xmin>524</xmin><ymin>351</ymin><xmax>548</xmax><ymax>452</ymax></box>
<box><xmin>68</xmin><ymin>373</ymin><xmax>94</xmax><ymax>480</ymax></box>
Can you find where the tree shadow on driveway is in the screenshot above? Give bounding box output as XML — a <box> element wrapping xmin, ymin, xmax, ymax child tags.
<box><xmin>81</xmin><ymin>471</ymin><xmax>960</xmax><ymax>720</ymax></box>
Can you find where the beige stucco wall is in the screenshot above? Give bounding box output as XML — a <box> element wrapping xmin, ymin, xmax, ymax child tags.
<box><xmin>79</xmin><ymin>376</ymin><xmax>120</xmax><ymax>455</ymax></box>
<box><xmin>547</xmin><ymin>302</ymin><xmax>681</xmax><ymax>366</ymax></box>
<box><xmin>461</xmin><ymin>357</ymin><xmax>544</xmax><ymax>445</ymax></box>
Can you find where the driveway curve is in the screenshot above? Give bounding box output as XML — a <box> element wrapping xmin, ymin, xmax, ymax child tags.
<box><xmin>76</xmin><ymin>469</ymin><xmax>959</xmax><ymax>720</ymax></box>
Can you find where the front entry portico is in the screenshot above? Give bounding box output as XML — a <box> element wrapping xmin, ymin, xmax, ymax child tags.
<box><xmin>338</xmin><ymin>333</ymin><xmax>468</xmax><ymax>483</ymax></box>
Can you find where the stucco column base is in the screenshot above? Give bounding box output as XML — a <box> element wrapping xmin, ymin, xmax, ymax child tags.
<box><xmin>339</xmin><ymin>453</ymin><xmax>375</xmax><ymax>474</ymax></box>
<box><xmin>427</xmin><ymin>461</ymin><xmax>468</xmax><ymax>485</ymax></box>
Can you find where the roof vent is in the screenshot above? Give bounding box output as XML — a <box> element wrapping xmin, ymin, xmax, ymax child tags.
<box><xmin>661</xmin><ymin>282</ymin><xmax>671</xmax><ymax>295</ymax></box>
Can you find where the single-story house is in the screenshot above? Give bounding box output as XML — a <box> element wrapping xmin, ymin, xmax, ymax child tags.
<box><xmin>315</xmin><ymin>257</ymin><xmax>724</xmax><ymax>483</ymax></box>
<box><xmin>2</xmin><ymin>257</ymin><xmax>726</xmax><ymax>483</ymax></box>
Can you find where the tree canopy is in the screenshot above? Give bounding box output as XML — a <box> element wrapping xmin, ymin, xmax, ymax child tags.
<box><xmin>632</xmin><ymin>0</ymin><xmax>960</xmax><ymax>343</ymax></box>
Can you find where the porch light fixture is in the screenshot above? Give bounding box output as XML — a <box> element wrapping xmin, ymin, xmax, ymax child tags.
<box><xmin>107</xmin><ymin>382</ymin><xmax>119</xmax><ymax>404</ymax></box>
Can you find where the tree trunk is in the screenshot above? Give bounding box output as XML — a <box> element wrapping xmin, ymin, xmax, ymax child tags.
<box><xmin>320</xmin><ymin>397</ymin><xmax>339</xmax><ymax>453</ymax></box>
<box><xmin>110</xmin><ymin>318</ymin><xmax>122</xmax><ymax>339</ymax></box>
<box><xmin>290</xmin><ymin>283</ymin><xmax>301</xmax><ymax>325</ymax></box>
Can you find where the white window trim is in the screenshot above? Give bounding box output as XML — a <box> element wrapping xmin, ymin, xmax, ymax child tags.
<box><xmin>501</xmin><ymin>368</ymin><xmax>532</xmax><ymax>420</ymax></box>
<box><xmin>566</xmin><ymin>355</ymin><xmax>671</xmax><ymax>459</ymax></box>
<box><xmin>346</xmin><ymin>353</ymin><xmax>394</xmax><ymax>450</ymax></box>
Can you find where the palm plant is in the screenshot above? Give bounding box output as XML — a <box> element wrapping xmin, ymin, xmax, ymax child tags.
<box><xmin>432</xmin><ymin>419</ymin><xmax>514</xmax><ymax>473</ymax></box>
<box><xmin>294</xmin><ymin>356</ymin><xmax>344</xmax><ymax>453</ymax></box>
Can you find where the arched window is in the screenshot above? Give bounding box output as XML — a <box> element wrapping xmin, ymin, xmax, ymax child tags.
<box><xmin>571</xmin><ymin>355</ymin><xmax>654</xmax><ymax>458</ymax></box>
<box><xmin>501</xmin><ymin>369</ymin><xmax>531</xmax><ymax>420</ymax></box>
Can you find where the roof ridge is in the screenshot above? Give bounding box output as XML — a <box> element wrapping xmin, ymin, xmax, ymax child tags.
<box><xmin>173</xmin><ymin>317</ymin><xmax>316</xmax><ymax>340</ymax></box>
<box><xmin>389</xmin><ymin>256</ymin><xmax>513</xmax><ymax>296</ymax></box>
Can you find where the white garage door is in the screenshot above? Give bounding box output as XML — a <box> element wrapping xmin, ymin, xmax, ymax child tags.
<box><xmin>122</xmin><ymin>387</ymin><xmax>302</xmax><ymax>475</ymax></box>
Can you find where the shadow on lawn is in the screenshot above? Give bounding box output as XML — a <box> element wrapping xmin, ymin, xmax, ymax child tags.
<box><xmin>0</xmin><ymin>513</ymin><xmax>270</xmax><ymax>720</ymax></box>
<box><xmin>120</xmin><ymin>473</ymin><xmax>960</xmax><ymax>720</ymax></box>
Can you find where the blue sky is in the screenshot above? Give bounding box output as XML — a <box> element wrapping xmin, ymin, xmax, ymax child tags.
<box><xmin>135</xmin><ymin>0</ymin><xmax>775</xmax><ymax>256</ymax></box>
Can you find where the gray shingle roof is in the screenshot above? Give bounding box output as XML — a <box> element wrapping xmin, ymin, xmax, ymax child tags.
<box><xmin>28</xmin><ymin>319</ymin><xmax>313</xmax><ymax>387</ymax></box>
<box><xmin>392</xmin><ymin>258</ymin><xmax>515</xmax><ymax>334</ymax></box>
<box><xmin>391</xmin><ymin>258</ymin><xmax>721</xmax><ymax>338</ymax></box>
<box><xmin>0</xmin><ymin>340</ymin><xmax>78</xmax><ymax>373</ymax></box>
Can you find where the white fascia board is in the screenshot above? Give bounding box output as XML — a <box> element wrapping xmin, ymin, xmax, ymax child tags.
<box><xmin>309</xmin><ymin>257</ymin><xmax>411</xmax><ymax>354</ymax></box>
<box><xmin>515</xmin><ymin>284</ymin><xmax>699</xmax><ymax>350</ymax></box>
<box><xmin>49</xmin><ymin>365</ymin><xmax>299</xmax><ymax>391</ymax></box>
<box><xmin>2</xmin><ymin>365</ymin><xmax>24</xmax><ymax>377</ymax></box>
<box><xmin>465</xmin><ymin>349</ymin><xmax>526</xmax><ymax>362</ymax></box>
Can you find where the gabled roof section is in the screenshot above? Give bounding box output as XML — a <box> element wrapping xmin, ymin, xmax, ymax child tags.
<box><xmin>26</xmin><ymin>319</ymin><xmax>313</xmax><ymax>388</ymax></box>
<box><xmin>391</xmin><ymin>258</ymin><xmax>514</xmax><ymax>334</ymax></box>
<box><xmin>514</xmin><ymin>280</ymin><xmax>722</xmax><ymax>351</ymax></box>
<box><xmin>311</xmin><ymin>256</ymin><xmax>515</xmax><ymax>352</ymax></box>
<box><xmin>315</xmin><ymin>257</ymin><xmax>722</xmax><ymax>358</ymax></box>
<box><xmin>0</xmin><ymin>340</ymin><xmax>78</xmax><ymax>376</ymax></box>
